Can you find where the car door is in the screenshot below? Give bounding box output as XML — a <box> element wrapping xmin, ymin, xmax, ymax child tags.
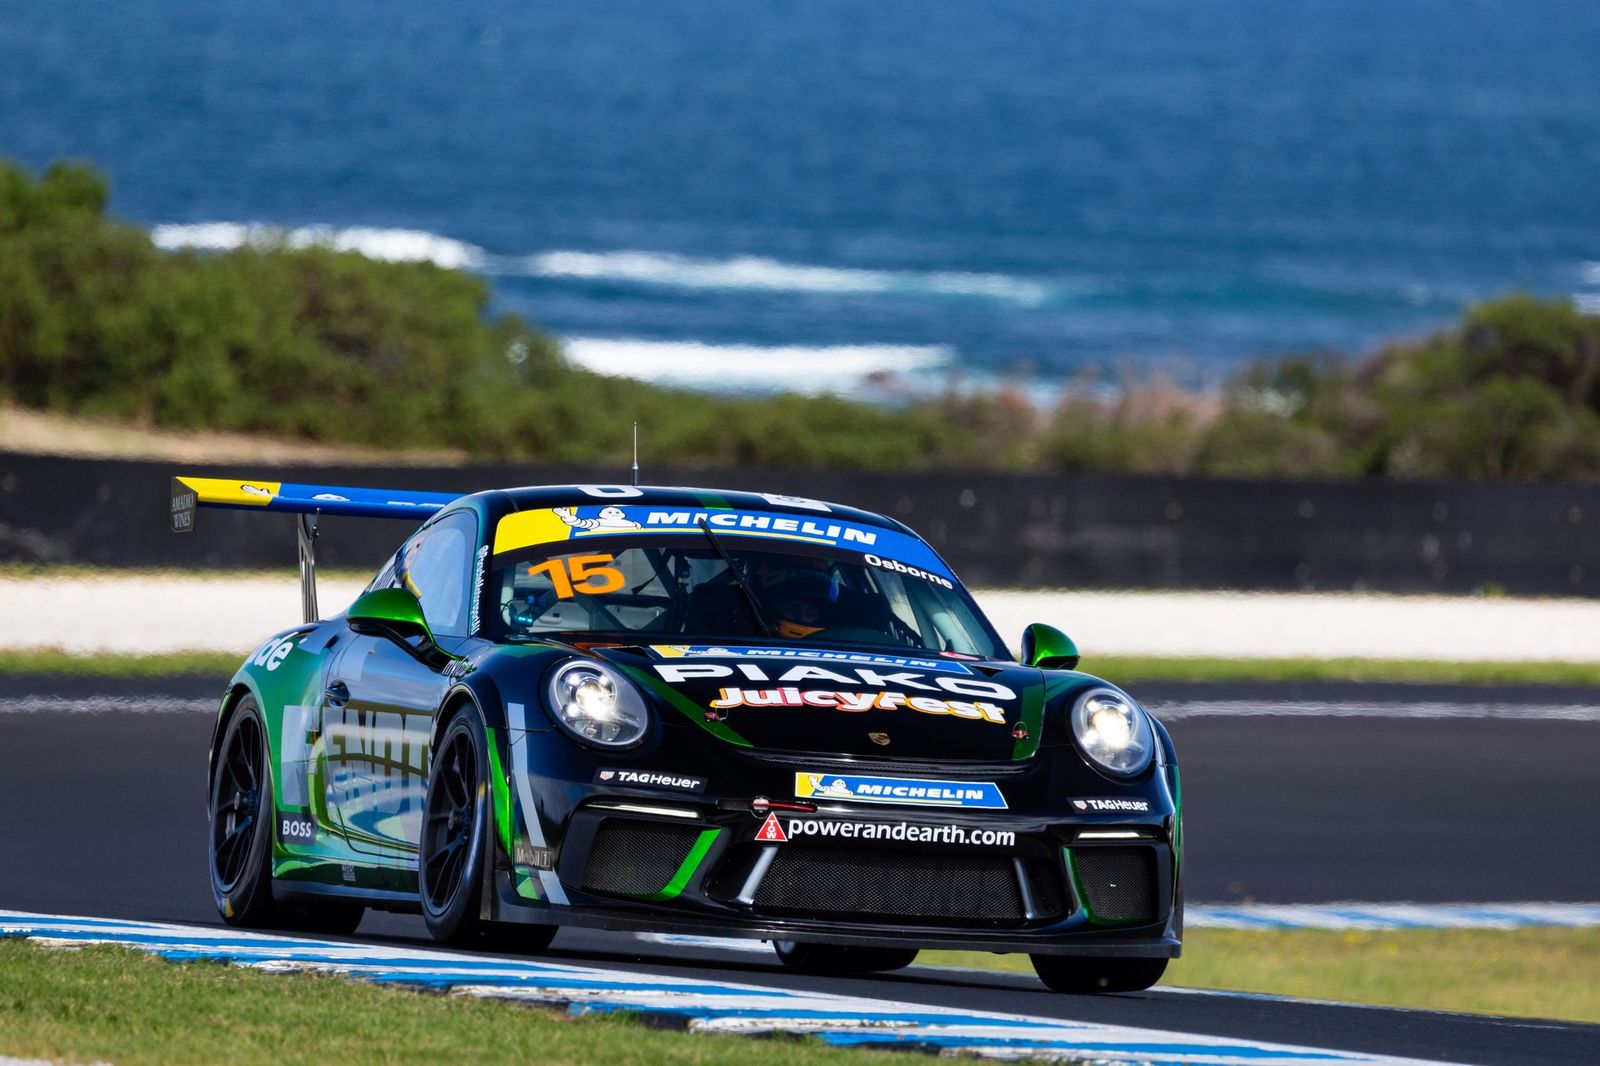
<box><xmin>321</xmin><ymin>510</ymin><xmax>478</xmax><ymax>860</ymax></box>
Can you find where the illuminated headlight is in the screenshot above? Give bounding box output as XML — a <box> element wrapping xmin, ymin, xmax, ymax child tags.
<box><xmin>1070</xmin><ymin>687</ymin><xmax>1154</xmax><ymax>776</ymax></box>
<box><xmin>545</xmin><ymin>661</ymin><xmax>650</xmax><ymax>748</ymax></box>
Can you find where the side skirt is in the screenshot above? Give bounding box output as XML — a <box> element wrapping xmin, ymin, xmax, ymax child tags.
<box><xmin>273</xmin><ymin>879</ymin><xmax>421</xmax><ymax>914</ymax></box>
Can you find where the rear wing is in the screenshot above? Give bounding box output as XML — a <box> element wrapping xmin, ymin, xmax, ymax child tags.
<box><xmin>171</xmin><ymin>476</ymin><xmax>463</xmax><ymax>623</ymax></box>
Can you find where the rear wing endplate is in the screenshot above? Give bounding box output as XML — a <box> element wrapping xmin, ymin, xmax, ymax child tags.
<box><xmin>171</xmin><ymin>476</ymin><xmax>462</xmax><ymax>624</ymax></box>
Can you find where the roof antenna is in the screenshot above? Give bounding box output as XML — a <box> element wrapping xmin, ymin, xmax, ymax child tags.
<box><xmin>631</xmin><ymin>422</ymin><xmax>640</xmax><ymax>487</ymax></box>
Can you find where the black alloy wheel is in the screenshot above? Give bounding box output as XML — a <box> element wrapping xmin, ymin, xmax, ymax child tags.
<box><xmin>1030</xmin><ymin>954</ymin><xmax>1168</xmax><ymax>994</ymax></box>
<box><xmin>209</xmin><ymin>697</ymin><xmax>364</xmax><ymax>934</ymax></box>
<box><xmin>212</xmin><ymin>708</ymin><xmax>265</xmax><ymax>893</ymax></box>
<box><xmin>210</xmin><ymin>700</ymin><xmax>275</xmax><ymax>925</ymax></box>
<box><xmin>772</xmin><ymin>941</ymin><xmax>919</xmax><ymax>974</ymax></box>
<box><xmin>422</xmin><ymin>724</ymin><xmax>480</xmax><ymax>918</ymax></box>
<box><xmin>420</xmin><ymin>706</ymin><xmax>555</xmax><ymax>953</ymax></box>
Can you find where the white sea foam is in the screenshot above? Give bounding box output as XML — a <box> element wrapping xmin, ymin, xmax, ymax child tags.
<box><xmin>151</xmin><ymin>222</ymin><xmax>487</xmax><ymax>270</ymax></box>
<box><xmin>522</xmin><ymin>249</ymin><xmax>1055</xmax><ymax>305</ymax></box>
<box><xmin>563</xmin><ymin>337</ymin><xmax>951</xmax><ymax>395</ymax></box>
<box><xmin>150</xmin><ymin>222</ymin><xmax>1058</xmax><ymax>305</ymax></box>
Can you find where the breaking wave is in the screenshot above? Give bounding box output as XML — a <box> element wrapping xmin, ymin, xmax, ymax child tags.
<box><xmin>1579</xmin><ymin>261</ymin><xmax>1600</xmax><ymax>315</ymax></box>
<box><xmin>562</xmin><ymin>337</ymin><xmax>952</xmax><ymax>396</ymax></box>
<box><xmin>150</xmin><ymin>222</ymin><xmax>1063</xmax><ymax>306</ymax></box>
<box><xmin>521</xmin><ymin>249</ymin><xmax>1057</xmax><ymax>306</ymax></box>
<box><xmin>151</xmin><ymin>222</ymin><xmax>487</xmax><ymax>270</ymax></box>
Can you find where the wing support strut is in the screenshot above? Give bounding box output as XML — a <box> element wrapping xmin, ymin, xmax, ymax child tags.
<box><xmin>297</xmin><ymin>512</ymin><xmax>320</xmax><ymax>624</ymax></box>
<box><xmin>170</xmin><ymin>474</ymin><xmax>463</xmax><ymax>626</ymax></box>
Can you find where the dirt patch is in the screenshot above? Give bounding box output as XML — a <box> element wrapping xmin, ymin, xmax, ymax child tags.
<box><xmin>0</xmin><ymin>405</ymin><xmax>466</xmax><ymax>466</ymax></box>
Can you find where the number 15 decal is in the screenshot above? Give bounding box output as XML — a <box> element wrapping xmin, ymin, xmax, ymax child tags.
<box><xmin>526</xmin><ymin>553</ymin><xmax>625</xmax><ymax>599</ymax></box>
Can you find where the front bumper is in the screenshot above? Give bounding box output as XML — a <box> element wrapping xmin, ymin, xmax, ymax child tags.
<box><xmin>488</xmin><ymin>775</ymin><xmax>1182</xmax><ymax>957</ymax></box>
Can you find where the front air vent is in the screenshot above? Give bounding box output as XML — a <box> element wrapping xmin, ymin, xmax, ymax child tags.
<box><xmin>581</xmin><ymin>820</ymin><xmax>702</xmax><ymax>897</ymax></box>
<box><xmin>751</xmin><ymin>845</ymin><xmax>1028</xmax><ymax>923</ymax></box>
<box><xmin>1072</xmin><ymin>846</ymin><xmax>1157</xmax><ymax>923</ymax></box>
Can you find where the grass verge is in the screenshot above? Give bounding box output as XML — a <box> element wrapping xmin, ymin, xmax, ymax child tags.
<box><xmin>0</xmin><ymin>649</ymin><xmax>245</xmax><ymax>678</ymax></box>
<box><xmin>923</xmin><ymin>928</ymin><xmax>1600</xmax><ymax>1023</ymax></box>
<box><xmin>3</xmin><ymin>648</ymin><xmax>1599</xmax><ymax>687</ymax></box>
<box><xmin>0</xmin><ymin>939</ymin><xmax>888</xmax><ymax>1066</ymax></box>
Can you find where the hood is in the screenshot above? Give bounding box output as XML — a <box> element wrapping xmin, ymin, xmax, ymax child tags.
<box><xmin>599</xmin><ymin>643</ymin><xmax>1047</xmax><ymax>761</ymax></box>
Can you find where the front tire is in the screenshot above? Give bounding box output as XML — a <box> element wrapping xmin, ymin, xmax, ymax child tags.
<box><xmin>1030</xmin><ymin>955</ymin><xmax>1168</xmax><ymax>994</ymax></box>
<box><xmin>420</xmin><ymin>706</ymin><xmax>555</xmax><ymax>954</ymax></box>
<box><xmin>773</xmin><ymin>940</ymin><xmax>918</xmax><ymax>974</ymax></box>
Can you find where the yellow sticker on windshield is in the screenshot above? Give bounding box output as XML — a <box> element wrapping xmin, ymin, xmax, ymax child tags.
<box><xmin>493</xmin><ymin>509</ymin><xmax>578</xmax><ymax>555</ymax></box>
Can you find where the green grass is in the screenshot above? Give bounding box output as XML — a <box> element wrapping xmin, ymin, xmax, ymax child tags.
<box><xmin>4</xmin><ymin>648</ymin><xmax>1598</xmax><ymax>687</ymax></box>
<box><xmin>923</xmin><ymin>928</ymin><xmax>1600</xmax><ymax>1023</ymax></box>
<box><xmin>0</xmin><ymin>649</ymin><xmax>245</xmax><ymax>678</ymax></box>
<box><xmin>0</xmin><ymin>939</ymin><xmax>890</xmax><ymax>1066</ymax></box>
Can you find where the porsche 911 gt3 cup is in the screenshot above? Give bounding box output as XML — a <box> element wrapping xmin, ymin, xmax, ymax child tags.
<box><xmin>178</xmin><ymin>476</ymin><xmax>1182</xmax><ymax>992</ymax></box>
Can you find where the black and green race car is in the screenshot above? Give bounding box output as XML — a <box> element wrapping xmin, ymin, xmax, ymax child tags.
<box><xmin>176</xmin><ymin>475</ymin><xmax>1182</xmax><ymax>993</ymax></box>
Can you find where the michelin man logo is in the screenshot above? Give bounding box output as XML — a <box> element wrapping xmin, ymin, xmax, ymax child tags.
<box><xmin>804</xmin><ymin>774</ymin><xmax>856</xmax><ymax>799</ymax></box>
<box><xmin>554</xmin><ymin>506</ymin><xmax>641</xmax><ymax>532</ymax></box>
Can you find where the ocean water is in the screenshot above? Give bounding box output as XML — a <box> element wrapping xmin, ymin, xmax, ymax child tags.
<box><xmin>3</xmin><ymin>0</ymin><xmax>1600</xmax><ymax>397</ymax></box>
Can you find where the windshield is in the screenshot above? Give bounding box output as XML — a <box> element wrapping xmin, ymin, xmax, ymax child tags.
<box><xmin>489</xmin><ymin>536</ymin><xmax>1005</xmax><ymax>658</ymax></box>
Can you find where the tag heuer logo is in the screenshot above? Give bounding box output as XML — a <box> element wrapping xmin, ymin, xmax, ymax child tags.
<box><xmin>1073</xmin><ymin>800</ymin><xmax>1088</xmax><ymax>810</ymax></box>
<box><xmin>599</xmin><ymin>770</ymin><xmax>614</xmax><ymax>781</ymax></box>
<box><xmin>868</xmin><ymin>732</ymin><xmax>891</xmax><ymax>746</ymax></box>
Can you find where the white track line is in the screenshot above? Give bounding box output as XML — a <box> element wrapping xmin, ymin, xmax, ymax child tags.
<box><xmin>1186</xmin><ymin>903</ymin><xmax>1600</xmax><ymax>930</ymax></box>
<box><xmin>0</xmin><ymin>911</ymin><xmax>1460</xmax><ymax>1066</ymax></box>
<box><xmin>1149</xmin><ymin>700</ymin><xmax>1600</xmax><ymax>722</ymax></box>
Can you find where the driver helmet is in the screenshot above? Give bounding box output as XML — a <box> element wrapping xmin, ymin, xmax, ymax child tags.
<box><xmin>756</xmin><ymin>562</ymin><xmax>841</xmax><ymax>639</ymax></box>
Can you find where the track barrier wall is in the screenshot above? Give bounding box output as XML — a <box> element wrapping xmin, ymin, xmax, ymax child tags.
<box><xmin>1</xmin><ymin>453</ymin><xmax>1595</xmax><ymax>596</ymax></box>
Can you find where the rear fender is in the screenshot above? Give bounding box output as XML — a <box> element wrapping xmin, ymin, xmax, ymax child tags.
<box><xmin>210</xmin><ymin>624</ymin><xmax>331</xmax><ymax>813</ymax></box>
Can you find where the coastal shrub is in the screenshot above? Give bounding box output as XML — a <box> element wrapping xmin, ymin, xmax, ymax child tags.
<box><xmin>4</xmin><ymin>158</ymin><xmax>1600</xmax><ymax>482</ymax></box>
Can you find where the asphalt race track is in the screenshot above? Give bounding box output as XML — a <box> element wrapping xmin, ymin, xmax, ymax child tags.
<box><xmin>2</xmin><ymin>674</ymin><xmax>1597</xmax><ymax>1065</ymax></box>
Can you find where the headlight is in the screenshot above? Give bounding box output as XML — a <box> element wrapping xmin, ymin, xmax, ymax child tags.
<box><xmin>545</xmin><ymin>660</ymin><xmax>650</xmax><ymax>748</ymax></box>
<box><xmin>1070</xmin><ymin>687</ymin><xmax>1154</xmax><ymax>776</ymax></box>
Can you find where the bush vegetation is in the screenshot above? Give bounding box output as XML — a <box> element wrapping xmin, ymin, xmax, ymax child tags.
<box><xmin>4</xmin><ymin>159</ymin><xmax>1599</xmax><ymax>480</ymax></box>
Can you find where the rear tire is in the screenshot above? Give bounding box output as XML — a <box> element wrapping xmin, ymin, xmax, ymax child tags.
<box><xmin>1030</xmin><ymin>955</ymin><xmax>1168</xmax><ymax>994</ymax></box>
<box><xmin>209</xmin><ymin>698</ymin><xmax>279</xmax><ymax>927</ymax></box>
<box><xmin>773</xmin><ymin>940</ymin><xmax>918</xmax><ymax>974</ymax></box>
<box><xmin>209</xmin><ymin>697</ymin><xmax>367</xmax><ymax>935</ymax></box>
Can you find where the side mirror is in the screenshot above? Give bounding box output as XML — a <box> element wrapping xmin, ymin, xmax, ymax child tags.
<box><xmin>1020</xmin><ymin>622</ymin><xmax>1080</xmax><ymax>670</ymax></box>
<box><xmin>347</xmin><ymin>588</ymin><xmax>454</xmax><ymax>669</ymax></box>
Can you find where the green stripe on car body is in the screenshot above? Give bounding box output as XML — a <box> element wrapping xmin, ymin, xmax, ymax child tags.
<box><xmin>636</xmin><ymin>828</ymin><xmax>722</xmax><ymax>902</ymax></box>
<box><xmin>485</xmin><ymin>728</ymin><xmax>515</xmax><ymax>858</ymax></box>
<box><xmin>1011</xmin><ymin>682</ymin><xmax>1044</xmax><ymax>761</ymax></box>
<box><xmin>619</xmin><ymin>664</ymin><xmax>753</xmax><ymax>747</ymax></box>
